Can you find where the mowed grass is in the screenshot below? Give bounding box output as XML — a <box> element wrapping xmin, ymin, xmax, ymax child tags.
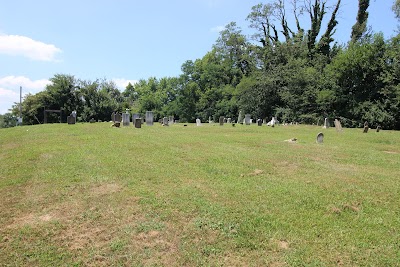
<box><xmin>0</xmin><ymin>122</ymin><xmax>399</xmax><ymax>266</ymax></box>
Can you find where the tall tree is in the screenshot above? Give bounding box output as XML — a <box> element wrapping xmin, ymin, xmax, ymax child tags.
<box><xmin>351</xmin><ymin>0</ymin><xmax>370</xmax><ymax>43</ymax></box>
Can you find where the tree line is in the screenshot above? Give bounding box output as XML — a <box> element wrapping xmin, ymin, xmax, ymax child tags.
<box><xmin>2</xmin><ymin>0</ymin><xmax>400</xmax><ymax>129</ymax></box>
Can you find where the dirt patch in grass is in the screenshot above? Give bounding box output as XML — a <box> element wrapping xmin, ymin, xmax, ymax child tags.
<box><xmin>383</xmin><ymin>150</ymin><xmax>399</xmax><ymax>154</ymax></box>
<box><xmin>91</xmin><ymin>183</ymin><xmax>122</xmax><ymax>196</ymax></box>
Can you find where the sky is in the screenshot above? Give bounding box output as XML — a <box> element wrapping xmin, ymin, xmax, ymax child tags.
<box><xmin>0</xmin><ymin>0</ymin><xmax>398</xmax><ymax>114</ymax></box>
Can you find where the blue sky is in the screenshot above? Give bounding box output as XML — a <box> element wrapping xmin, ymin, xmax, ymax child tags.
<box><xmin>0</xmin><ymin>0</ymin><xmax>398</xmax><ymax>114</ymax></box>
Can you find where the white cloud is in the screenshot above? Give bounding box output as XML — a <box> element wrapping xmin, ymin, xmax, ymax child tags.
<box><xmin>0</xmin><ymin>76</ymin><xmax>51</xmax><ymax>114</ymax></box>
<box><xmin>113</xmin><ymin>78</ymin><xmax>138</xmax><ymax>89</ymax></box>
<box><xmin>210</xmin><ymin>25</ymin><xmax>226</xmax><ymax>33</ymax></box>
<box><xmin>0</xmin><ymin>34</ymin><xmax>62</xmax><ymax>62</ymax></box>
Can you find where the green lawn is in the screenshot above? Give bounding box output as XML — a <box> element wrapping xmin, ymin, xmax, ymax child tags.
<box><xmin>0</xmin><ymin>122</ymin><xmax>399</xmax><ymax>266</ymax></box>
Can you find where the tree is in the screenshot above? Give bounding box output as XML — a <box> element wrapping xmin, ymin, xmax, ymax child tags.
<box><xmin>351</xmin><ymin>0</ymin><xmax>370</xmax><ymax>43</ymax></box>
<box><xmin>393</xmin><ymin>0</ymin><xmax>400</xmax><ymax>19</ymax></box>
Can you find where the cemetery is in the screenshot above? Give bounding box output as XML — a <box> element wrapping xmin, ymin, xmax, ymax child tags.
<box><xmin>0</xmin><ymin>118</ymin><xmax>399</xmax><ymax>266</ymax></box>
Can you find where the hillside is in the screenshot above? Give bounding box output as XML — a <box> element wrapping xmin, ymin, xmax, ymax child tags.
<box><xmin>1</xmin><ymin>123</ymin><xmax>399</xmax><ymax>266</ymax></box>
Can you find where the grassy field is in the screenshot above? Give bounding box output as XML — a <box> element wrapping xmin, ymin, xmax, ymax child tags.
<box><xmin>0</xmin><ymin>122</ymin><xmax>399</xmax><ymax>266</ymax></box>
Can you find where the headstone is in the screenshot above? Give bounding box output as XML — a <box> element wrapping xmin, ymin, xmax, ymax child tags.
<box><xmin>238</xmin><ymin>111</ymin><xmax>243</xmax><ymax>124</ymax></box>
<box><xmin>146</xmin><ymin>111</ymin><xmax>154</xmax><ymax>126</ymax></box>
<box><xmin>316</xmin><ymin>132</ymin><xmax>324</xmax><ymax>143</ymax></box>
<box><xmin>89</xmin><ymin>118</ymin><xmax>95</xmax><ymax>123</ymax></box>
<box><xmin>257</xmin><ymin>119</ymin><xmax>263</xmax><ymax>126</ymax></box>
<box><xmin>245</xmin><ymin>114</ymin><xmax>251</xmax><ymax>125</ymax></box>
<box><xmin>67</xmin><ymin>116</ymin><xmax>76</xmax><ymax>124</ymax></box>
<box><xmin>323</xmin><ymin>118</ymin><xmax>329</xmax><ymax>128</ymax></box>
<box><xmin>122</xmin><ymin>113</ymin><xmax>130</xmax><ymax>126</ymax></box>
<box><xmin>196</xmin><ymin>118</ymin><xmax>202</xmax><ymax>126</ymax></box>
<box><xmin>363</xmin><ymin>121</ymin><xmax>369</xmax><ymax>133</ymax></box>
<box><xmin>268</xmin><ymin>117</ymin><xmax>276</xmax><ymax>127</ymax></box>
<box><xmin>376</xmin><ymin>125</ymin><xmax>381</xmax><ymax>132</ymax></box>
<box><xmin>134</xmin><ymin>118</ymin><xmax>142</xmax><ymax>128</ymax></box>
<box><xmin>334</xmin><ymin>119</ymin><xmax>342</xmax><ymax>132</ymax></box>
<box><xmin>132</xmin><ymin>113</ymin><xmax>140</xmax><ymax>123</ymax></box>
<box><xmin>71</xmin><ymin>111</ymin><xmax>77</xmax><ymax>118</ymax></box>
<box><xmin>169</xmin><ymin>116</ymin><xmax>174</xmax><ymax>125</ymax></box>
<box><xmin>209</xmin><ymin>116</ymin><xmax>212</xmax><ymax>123</ymax></box>
<box><xmin>227</xmin><ymin>118</ymin><xmax>231</xmax><ymax>123</ymax></box>
<box><xmin>219</xmin><ymin>116</ymin><xmax>224</xmax><ymax>126</ymax></box>
<box><xmin>163</xmin><ymin>117</ymin><xmax>169</xmax><ymax>126</ymax></box>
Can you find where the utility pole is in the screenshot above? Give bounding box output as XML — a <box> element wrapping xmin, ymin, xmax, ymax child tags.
<box><xmin>18</xmin><ymin>86</ymin><xmax>22</xmax><ymax>126</ymax></box>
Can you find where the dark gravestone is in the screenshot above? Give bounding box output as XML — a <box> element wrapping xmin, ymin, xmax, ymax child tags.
<box><xmin>67</xmin><ymin>116</ymin><xmax>76</xmax><ymax>124</ymax></box>
<box><xmin>363</xmin><ymin>121</ymin><xmax>369</xmax><ymax>133</ymax></box>
<box><xmin>115</xmin><ymin>113</ymin><xmax>122</xmax><ymax>123</ymax></box>
<box><xmin>316</xmin><ymin>132</ymin><xmax>324</xmax><ymax>144</ymax></box>
<box><xmin>135</xmin><ymin>118</ymin><xmax>142</xmax><ymax>128</ymax></box>
<box><xmin>257</xmin><ymin>119</ymin><xmax>262</xmax><ymax>126</ymax></box>
<box><xmin>376</xmin><ymin>125</ymin><xmax>381</xmax><ymax>132</ymax></box>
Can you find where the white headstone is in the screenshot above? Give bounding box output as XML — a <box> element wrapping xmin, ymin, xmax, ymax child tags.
<box><xmin>122</xmin><ymin>113</ymin><xmax>130</xmax><ymax>126</ymax></box>
<box><xmin>163</xmin><ymin>117</ymin><xmax>169</xmax><ymax>126</ymax></box>
<box><xmin>323</xmin><ymin>118</ymin><xmax>329</xmax><ymax>128</ymax></box>
<box><xmin>334</xmin><ymin>119</ymin><xmax>342</xmax><ymax>132</ymax></box>
<box><xmin>196</xmin><ymin>118</ymin><xmax>202</xmax><ymax>126</ymax></box>
<box><xmin>146</xmin><ymin>111</ymin><xmax>154</xmax><ymax>126</ymax></box>
<box><xmin>245</xmin><ymin>114</ymin><xmax>251</xmax><ymax>125</ymax></box>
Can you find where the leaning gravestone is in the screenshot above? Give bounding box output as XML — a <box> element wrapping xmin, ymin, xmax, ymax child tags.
<box><xmin>196</xmin><ymin>118</ymin><xmax>202</xmax><ymax>126</ymax></box>
<box><xmin>323</xmin><ymin>118</ymin><xmax>329</xmax><ymax>129</ymax></box>
<box><xmin>163</xmin><ymin>117</ymin><xmax>169</xmax><ymax>126</ymax></box>
<box><xmin>134</xmin><ymin>118</ymin><xmax>142</xmax><ymax>128</ymax></box>
<box><xmin>316</xmin><ymin>132</ymin><xmax>324</xmax><ymax>143</ymax></box>
<box><xmin>146</xmin><ymin>111</ymin><xmax>154</xmax><ymax>126</ymax></box>
<box><xmin>219</xmin><ymin>116</ymin><xmax>224</xmax><ymax>126</ymax></box>
<box><xmin>245</xmin><ymin>114</ymin><xmax>251</xmax><ymax>125</ymax></box>
<box><xmin>334</xmin><ymin>119</ymin><xmax>342</xmax><ymax>132</ymax></box>
<box><xmin>122</xmin><ymin>113</ymin><xmax>130</xmax><ymax>126</ymax></box>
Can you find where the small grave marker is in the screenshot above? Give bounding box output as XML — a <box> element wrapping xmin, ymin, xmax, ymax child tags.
<box><xmin>363</xmin><ymin>121</ymin><xmax>369</xmax><ymax>133</ymax></box>
<box><xmin>334</xmin><ymin>119</ymin><xmax>342</xmax><ymax>132</ymax></box>
<box><xmin>316</xmin><ymin>132</ymin><xmax>324</xmax><ymax>143</ymax></box>
<box><xmin>219</xmin><ymin>116</ymin><xmax>224</xmax><ymax>126</ymax></box>
<box><xmin>245</xmin><ymin>114</ymin><xmax>251</xmax><ymax>125</ymax></box>
<box><xmin>134</xmin><ymin>118</ymin><xmax>142</xmax><ymax>128</ymax></box>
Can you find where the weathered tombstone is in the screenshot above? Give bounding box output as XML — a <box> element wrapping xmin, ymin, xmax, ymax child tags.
<box><xmin>196</xmin><ymin>118</ymin><xmax>202</xmax><ymax>126</ymax></box>
<box><xmin>238</xmin><ymin>111</ymin><xmax>243</xmax><ymax>124</ymax></box>
<box><xmin>323</xmin><ymin>118</ymin><xmax>329</xmax><ymax>128</ymax></box>
<box><xmin>363</xmin><ymin>121</ymin><xmax>369</xmax><ymax>133</ymax></box>
<box><xmin>146</xmin><ymin>111</ymin><xmax>154</xmax><ymax>126</ymax></box>
<box><xmin>209</xmin><ymin>116</ymin><xmax>212</xmax><ymax>123</ymax></box>
<box><xmin>257</xmin><ymin>119</ymin><xmax>263</xmax><ymax>126</ymax></box>
<box><xmin>132</xmin><ymin>113</ymin><xmax>140</xmax><ymax>123</ymax></box>
<box><xmin>122</xmin><ymin>113</ymin><xmax>130</xmax><ymax>126</ymax></box>
<box><xmin>376</xmin><ymin>125</ymin><xmax>381</xmax><ymax>132</ymax></box>
<box><xmin>334</xmin><ymin>119</ymin><xmax>342</xmax><ymax>132</ymax></box>
<box><xmin>169</xmin><ymin>116</ymin><xmax>174</xmax><ymax>125</ymax></box>
<box><xmin>163</xmin><ymin>117</ymin><xmax>169</xmax><ymax>126</ymax></box>
<box><xmin>316</xmin><ymin>132</ymin><xmax>324</xmax><ymax>143</ymax></box>
<box><xmin>115</xmin><ymin>113</ymin><xmax>122</xmax><ymax>123</ymax></box>
<box><xmin>227</xmin><ymin>118</ymin><xmax>231</xmax><ymax>123</ymax></box>
<box><xmin>67</xmin><ymin>116</ymin><xmax>76</xmax><ymax>124</ymax></box>
<box><xmin>219</xmin><ymin>116</ymin><xmax>224</xmax><ymax>126</ymax></box>
<box><xmin>134</xmin><ymin>118</ymin><xmax>142</xmax><ymax>128</ymax></box>
<box><xmin>245</xmin><ymin>114</ymin><xmax>251</xmax><ymax>125</ymax></box>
